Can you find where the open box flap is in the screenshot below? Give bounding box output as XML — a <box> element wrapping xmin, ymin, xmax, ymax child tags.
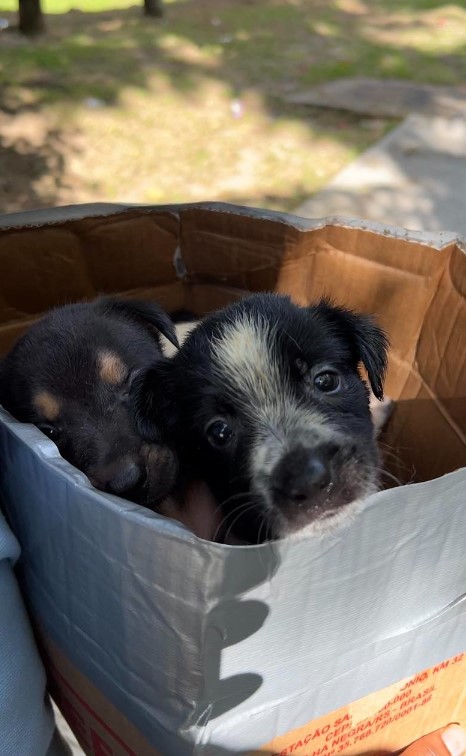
<box><xmin>2</xmin><ymin>202</ymin><xmax>463</xmax><ymax>483</ymax></box>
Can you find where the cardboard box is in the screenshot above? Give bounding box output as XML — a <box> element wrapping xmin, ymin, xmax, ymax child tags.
<box><xmin>0</xmin><ymin>202</ymin><xmax>465</xmax><ymax>756</ymax></box>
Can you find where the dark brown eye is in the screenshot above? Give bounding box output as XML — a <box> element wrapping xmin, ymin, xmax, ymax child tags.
<box><xmin>206</xmin><ymin>419</ymin><xmax>233</xmax><ymax>447</ymax></box>
<box><xmin>313</xmin><ymin>371</ymin><xmax>341</xmax><ymax>394</ymax></box>
<box><xmin>38</xmin><ymin>424</ymin><xmax>60</xmax><ymax>441</ymax></box>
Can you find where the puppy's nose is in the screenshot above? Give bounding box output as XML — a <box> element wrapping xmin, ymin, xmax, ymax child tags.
<box><xmin>272</xmin><ymin>448</ymin><xmax>333</xmax><ymax>507</ymax></box>
<box><xmin>107</xmin><ymin>460</ymin><xmax>144</xmax><ymax>495</ymax></box>
<box><xmin>288</xmin><ymin>455</ymin><xmax>331</xmax><ymax>502</ymax></box>
<box><xmin>90</xmin><ymin>459</ymin><xmax>144</xmax><ymax>496</ymax></box>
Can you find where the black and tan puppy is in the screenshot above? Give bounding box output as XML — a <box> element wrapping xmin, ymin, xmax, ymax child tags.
<box><xmin>136</xmin><ymin>293</ymin><xmax>389</xmax><ymax>544</ymax></box>
<box><xmin>0</xmin><ymin>298</ymin><xmax>179</xmax><ymax>506</ymax></box>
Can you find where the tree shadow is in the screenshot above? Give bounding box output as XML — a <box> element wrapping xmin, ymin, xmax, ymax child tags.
<box><xmin>2</xmin><ymin>2</ymin><xmax>464</xmax><ymax>107</ymax></box>
<box><xmin>0</xmin><ymin>0</ymin><xmax>465</xmax><ymax>212</ymax></box>
<box><xmin>0</xmin><ymin>128</ymin><xmax>71</xmax><ymax>213</ymax></box>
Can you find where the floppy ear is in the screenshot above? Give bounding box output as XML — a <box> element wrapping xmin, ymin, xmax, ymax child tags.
<box><xmin>347</xmin><ymin>311</ymin><xmax>389</xmax><ymax>401</ymax></box>
<box><xmin>132</xmin><ymin>360</ymin><xmax>177</xmax><ymax>443</ymax></box>
<box><xmin>96</xmin><ymin>297</ymin><xmax>179</xmax><ymax>349</ymax></box>
<box><xmin>315</xmin><ymin>300</ymin><xmax>389</xmax><ymax>401</ymax></box>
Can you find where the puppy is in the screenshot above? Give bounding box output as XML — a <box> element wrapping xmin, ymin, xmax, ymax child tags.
<box><xmin>135</xmin><ymin>293</ymin><xmax>389</xmax><ymax>544</ymax></box>
<box><xmin>0</xmin><ymin>297</ymin><xmax>179</xmax><ymax>506</ymax></box>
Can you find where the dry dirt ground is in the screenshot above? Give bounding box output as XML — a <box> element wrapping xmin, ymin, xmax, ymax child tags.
<box><xmin>1</xmin><ymin>0</ymin><xmax>465</xmax><ymax>214</ymax></box>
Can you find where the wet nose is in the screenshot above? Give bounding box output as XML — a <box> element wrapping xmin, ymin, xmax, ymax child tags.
<box><xmin>272</xmin><ymin>447</ymin><xmax>334</xmax><ymax>506</ymax></box>
<box><xmin>90</xmin><ymin>459</ymin><xmax>144</xmax><ymax>497</ymax></box>
<box><xmin>287</xmin><ymin>455</ymin><xmax>331</xmax><ymax>502</ymax></box>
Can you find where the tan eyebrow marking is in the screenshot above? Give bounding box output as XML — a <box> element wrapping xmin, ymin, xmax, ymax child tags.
<box><xmin>33</xmin><ymin>391</ymin><xmax>61</xmax><ymax>421</ymax></box>
<box><xmin>98</xmin><ymin>351</ymin><xmax>127</xmax><ymax>385</ymax></box>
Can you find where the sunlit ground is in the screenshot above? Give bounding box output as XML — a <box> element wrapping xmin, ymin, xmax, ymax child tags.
<box><xmin>1</xmin><ymin>0</ymin><xmax>465</xmax><ymax>213</ymax></box>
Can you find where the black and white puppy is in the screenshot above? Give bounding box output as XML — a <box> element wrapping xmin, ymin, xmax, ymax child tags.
<box><xmin>0</xmin><ymin>297</ymin><xmax>179</xmax><ymax>506</ymax></box>
<box><xmin>136</xmin><ymin>293</ymin><xmax>389</xmax><ymax>544</ymax></box>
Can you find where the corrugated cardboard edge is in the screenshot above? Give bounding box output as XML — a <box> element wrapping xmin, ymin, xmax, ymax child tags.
<box><xmin>0</xmin><ymin>201</ymin><xmax>464</xmax><ymax>253</ymax></box>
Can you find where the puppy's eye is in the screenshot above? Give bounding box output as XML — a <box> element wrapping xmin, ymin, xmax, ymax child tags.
<box><xmin>206</xmin><ymin>419</ymin><xmax>233</xmax><ymax>447</ymax></box>
<box><xmin>313</xmin><ymin>371</ymin><xmax>341</xmax><ymax>394</ymax></box>
<box><xmin>37</xmin><ymin>424</ymin><xmax>60</xmax><ymax>441</ymax></box>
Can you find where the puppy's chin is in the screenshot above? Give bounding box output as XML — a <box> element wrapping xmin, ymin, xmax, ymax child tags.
<box><xmin>273</xmin><ymin>492</ymin><xmax>375</xmax><ymax>541</ymax></box>
<box><xmin>260</xmin><ymin>479</ymin><xmax>379</xmax><ymax>541</ymax></box>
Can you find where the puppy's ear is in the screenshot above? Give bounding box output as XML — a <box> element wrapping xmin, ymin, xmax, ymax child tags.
<box><xmin>132</xmin><ymin>360</ymin><xmax>176</xmax><ymax>442</ymax></box>
<box><xmin>348</xmin><ymin>312</ymin><xmax>388</xmax><ymax>401</ymax></box>
<box><xmin>96</xmin><ymin>297</ymin><xmax>179</xmax><ymax>349</ymax></box>
<box><xmin>315</xmin><ymin>300</ymin><xmax>389</xmax><ymax>401</ymax></box>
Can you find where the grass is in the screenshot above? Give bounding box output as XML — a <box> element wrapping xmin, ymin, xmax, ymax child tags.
<box><xmin>1</xmin><ymin>0</ymin><xmax>171</xmax><ymax>11</ymax></box>
<box><xmin>1</xmin><ymin>0</ymin><xmax>465</xmax><ymax>213</ymax></box>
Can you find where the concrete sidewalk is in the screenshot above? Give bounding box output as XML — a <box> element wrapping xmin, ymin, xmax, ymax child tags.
<box><xmin>294</xmin><ymin>113</ymin><xmax>466</xmax><ymax>236</ymax></box>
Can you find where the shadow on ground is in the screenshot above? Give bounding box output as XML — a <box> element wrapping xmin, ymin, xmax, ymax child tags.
<box><xmin>0</xmin><ymin>0</ymin><xmax>465</xmax><ymax>212</ymax></box>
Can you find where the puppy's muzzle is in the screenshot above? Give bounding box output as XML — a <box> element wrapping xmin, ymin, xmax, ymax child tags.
<box><xmin>89</xmin><ymin>456</ymin><xmax>146</xmax><ymax>497</ymax></box>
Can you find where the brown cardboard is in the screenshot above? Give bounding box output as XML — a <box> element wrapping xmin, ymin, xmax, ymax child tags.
<box><xmin>254</xmin><ymin>653</ymin><xmax>466</xmax><ymax>756</ymax></box>
<box><xmin>1</xmin><ymin>203</ymin><xmax>464</xmax><ymax>486</ymax></box>
<box><xmin>39</xmin><ymin>631</ymin><xmax>160</xmax><ymax>756</ymax></box>
<box><xmin>0</xmin><ymin>202</ymin><xmax>465</xmax><ymax>755</ymax></box>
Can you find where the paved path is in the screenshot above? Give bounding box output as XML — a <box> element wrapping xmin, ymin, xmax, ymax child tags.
<box><xmin>294</xmin><ymin>114</ymin><xmax>466</xmax><ymax>236</ymax></box>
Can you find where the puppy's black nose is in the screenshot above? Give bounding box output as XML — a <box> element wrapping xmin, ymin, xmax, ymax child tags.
<box><xmin>107</xmin><ymin>460</ymin><xmax>144</xmax><ymax>496</ymax></box>
<box><xmin>288</xmin><ymin>455</ymin><xmax>331</xmax><ymax>502</ymax></box>
<box><xmin>271</xmin><ymin>448</ymin><xmax>333</xmax><ymax>507</ymax></box>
